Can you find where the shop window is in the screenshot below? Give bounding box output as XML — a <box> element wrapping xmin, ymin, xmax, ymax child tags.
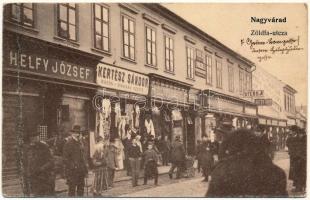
<box><xmin>57</xmin><ymin>3</ymin><xmax>77</xmax><ymax>41</ymax></box>
<box><xmin>9</xmin><ymin>3</ymin><xmax>34</xmax><ymax>27</ymax></box>
<box><xmin>122</xmin><ymin>15</ymin><xmax>135</xmax><ymax>60</ymax></box>
<box><xmin>93</xmin><ymin>4</ymin><xmax>110</xmax><ymax>52</ymax></box>
<box><xmin>206</xmin><ymin>54</ymin><xmax>212</xmax><ymax>85</ymax></box>
<box><xmin>145</xmin><ymin>25</ymin><xmax>157</xmax><ymax>66</ymax></box>
<box><xmin>186</xmin><ymin>46</ymin><xmax>195</xmax><ymax>79</ymax></box>
<box><xmin>228</xmin><ymin>65</ymin><xmax>234</xmax><ymax>92</ymax></box>
<box><xmin>215</xmin><ymin>60</ymin><xmax>222</xmax><ymax>88</ymax></box>
<box><xmin>164</xmin><ymin>35</ymin><xmax>174</xmax><ymax>73</ymax></box>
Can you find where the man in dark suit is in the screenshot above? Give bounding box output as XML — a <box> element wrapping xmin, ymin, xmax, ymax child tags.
<box><xmin>206</xmin><ymin>129</ymin><xmax>288</xmax><ymax>197</ymax></box>
<box><xmin>63</xmin><ymin>125</ymin><xmax>88</xmax><ymax>197</ymax></box>
<box><xmin>168</xmin><ymin>135</ymin><xmax>185</xmax><ymax>179</ymax></box>
<box><xmin>26</xmin><ymin>131</ymin><xmax>55</xmax><ymax>196</ymax></box>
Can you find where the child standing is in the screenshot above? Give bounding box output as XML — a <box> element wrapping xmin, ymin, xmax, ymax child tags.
<box><xmin>143</xmin><ymin>142</ymin><xmax>159</xmax><ymax>185</ymax></box>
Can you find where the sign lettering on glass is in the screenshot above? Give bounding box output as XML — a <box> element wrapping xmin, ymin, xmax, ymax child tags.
<box><xmin>96</xmin><ymin>63</ymin><xmax>149</xmax><ymax>95</ymax></box>
<box><xmin>6</xmin><ymin>50</ymin><xmax>94</xmax><ymax>83</ymax></box>
<box><xmin>244</xmin><ymin>90</ymin><xmax>264</xmax><ymax>97</ymax></box>
<box><xmin>151</xmin><ymin>81</ymin><xmax>188</xmax><ymax>103</ymax></box>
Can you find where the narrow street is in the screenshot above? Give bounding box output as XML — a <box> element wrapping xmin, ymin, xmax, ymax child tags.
<box><xmin>54</xmin><ymin>150</ymin><xmax>305</xmax><ymax>197</ymax></box>
<box><xmin>120</xmin><ymin>151</ymin><xmax>304</xmax><ymax>197</ymax></box>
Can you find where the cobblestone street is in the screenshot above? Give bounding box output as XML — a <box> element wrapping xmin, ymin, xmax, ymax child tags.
<box><xmin>120</xmin><ymin>151</ymin><xmax>305</xmax><ymax>197</ymax></box>
<box><xmin>54</xmin><ymin>151</ymin><xmax>305</xmax><ymax>197</ymax></box>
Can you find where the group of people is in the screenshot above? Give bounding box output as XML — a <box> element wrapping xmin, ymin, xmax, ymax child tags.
<box><xmin>23</xmin><ymin>121</ymin><xmax>306</xmax><ymax>197</ymax></box>
<box><xmin>286</xmin><ymin>125</ymin><xmax>307</xmax><ymax>193</ymax></box>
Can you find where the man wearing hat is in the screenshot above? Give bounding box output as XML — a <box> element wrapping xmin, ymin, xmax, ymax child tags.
<box><xmin>25</xmin><ymin>131</ymin><xmax>55</xmax><ymax>196</ymax></box>
<box><xmin>63</xmin><ymin>125</ymin><xmax>88</xmax><ymax>196</ymax></box>
<box><xmin>214</xmin><ymin>121</ymin><xmax>234</xmax><ymax>160</ymax></box>
<box><xmin>168</xmin><ymin>135</ymin><xmax>185</xmax><ymax>179</ymax></box>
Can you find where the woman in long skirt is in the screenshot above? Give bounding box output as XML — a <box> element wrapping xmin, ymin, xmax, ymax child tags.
<box><xmin>92</xmin><ymin>137</ymin><xmax>109</xmax><ymax>196</ymax></box>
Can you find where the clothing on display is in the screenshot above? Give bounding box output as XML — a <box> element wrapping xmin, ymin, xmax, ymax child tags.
<box><xmin>134</xmin><ymin>105</ymin><xmax>140</xmax><ymax>128</ymax></box>
<box><xmin>118</xmin><ymin>117</ymin><xmax>127</xmax><ymax>140</ymax></box>
<box><xmin>102</xmin><ymin>98</ymin><xmax>111</xmax><ymax>119</ymax></box>
<box><xmin>114</xmin><ymin>138</ymin><xmax>124</xmax><ymax>170</ymax></box>
<box><xmin>145</xmin><ymin>119</ymin><xmax>155</xmax><ymax>137</ymax></box>
<box><xmin>115</xmin><ymin>103</ymin><xmax>121</xmax><ymax>128</ymax></box>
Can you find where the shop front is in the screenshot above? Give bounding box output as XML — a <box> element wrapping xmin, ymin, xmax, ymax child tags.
<box><xmin>201</xmin><ymin>89</ymin><xmax>258</xmax><ymax>141</ymax></box>
<box><xmin>148</xmin><ymin>74</ymin><xmax>194</xmax><ymax>154</ymax></box>
<box><xmin>94</xmin><ymin>62</ymin><xmax>149</xmax><ymax>169</ymax></box>
<box><xmin>3</xmin><ymin>31</ymin><xmax>101</xmax><ymax>190</ymax></box>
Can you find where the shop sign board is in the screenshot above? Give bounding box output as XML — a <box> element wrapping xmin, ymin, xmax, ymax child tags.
<box><xmin>278</xmin><ymin>121</ymin><xmax>287</xmax><ymax>127</ymax></box>
<box><xmin>244</xmin><ymin>90</ymin><xmax>264</xmax><ymax>97</ymax></box>
<box><xmin>96</xmin><ymin>63</ymin><xmax>149</xmax><ymax>95</ymax></box>
<box><xmin>258</xmin><ymin>118</ymin><xmax>266</xmax><ymax>125</ymax></box>
<box><xmin>254</xmin><ymin>98</ymin><xmax>273</xmax><ymax>106</ymax></box>
<box><xmin>272</xmin><ymin>120</ymin><xmax>278</xmax><ymax>126</ymax></box>
<box><xmin>204</xmin><ymin>96</ymin><xmax>243</xmax><ymax>114</ymax></box>
<box><xmin>5</xmin><ymin>50</ymin><xmax>95</xmax><ymax>83</ymax></box>
<box><xmin>266</xmin><ymin>119</ymin><xmax>272</xmax><ymax>125</ymax></box>
<box><xmin>244</xmin><ymin>106</ymin><xmax>257</xmax><ymax>115</ymax></box>
<box><xmin>151</xmin><ymin>80</ymin><xmax>189</xmax><ymax>103</ymax></box>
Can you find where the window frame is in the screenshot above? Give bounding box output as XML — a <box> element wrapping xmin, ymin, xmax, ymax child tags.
<box><xmin>121</xmin><ymin>14</ymin><xmax>136</xmax><ymax>61</ymax></box>
<box><xmin>9</xmin><ymin>3</ymin><xmax>35</xmax><ymax>27</ymax></box>
<box><xmin>206</xmin><ymin>54</ymin><xmax>212</xmax><ymax>85</ymax></box>
<box><xmin>195</xmin><ymin>49</ymin><xmax>205</xmax><ymax>78</ymax></box>
<box><xmin>239</xmin><ymin>69</ymin><xmax>244</xmax><ymax>95</ymax></box>
<box><xmin>57</xmin><ymin>3</ymin><xmax>78</xmax><ymax>41</ymax></box>
<box><xmin>228</xmin><ymin>65</ymin><xmax>234</xmax><ymax>92</ymax></box>
<box><xmin>145</xmin><ymin>24</ymin><xmax>157</xmax><ymax>67</ymax></box>
<box><xmin>186</xmin><ymin>46</ymin><xmax>195</xmax><ymax>80</ymax></box>
<box><xmin>93</xmin><ymin>3</ymin><xmax>110</xmax><ymax>52</ymax></box>
<box><xmin>164</xmin><ymin>34</ymin><xmax>175</xmax><ymax>73</ymax></box>
<box><xmin>215</xmin><ymin>59</ymin><xmax>222</xmax><ymax>89</ymax></box>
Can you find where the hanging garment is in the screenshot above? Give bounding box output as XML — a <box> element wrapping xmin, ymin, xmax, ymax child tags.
<box><xmin>126</xmin><ymin>104</ymin><xmax>134</xmax><ymax>128</ymax></box>
<box><xmin>118</xmin><ymin>117</ymin><xmax>127</xmax><ymax>140</ymax></box>
<box><xmin>98</xmin><ymin>112</ymin><xmax>105</xmax><ymax>138</ymax></box>
<box><xmin>145</xmin><ymin>119</ymin><xmax>155</xmax><ymax>137</ymax></box>
<box><xmin>172</xmin><ymin>109</ymin><xmax>182</xmax><ymax>121</ymax></box>
<box><xmin>135</xmin><ymin>105</ymin><xmax>140</xmax><ymax>128</ymax></box>
<box><xmin>102</xmin><ymin>98</ymin><xmax>111</xmax><ymax>119</ymax></box>
<box><xmin>115</xmin><ymin>102</ymin><xmax>121</xmax><ymax>127</ymax></box>
<box><xmin>114</xmin><ymin>139</ymin><xmax>124</xmax><ymax>170</ymax></box>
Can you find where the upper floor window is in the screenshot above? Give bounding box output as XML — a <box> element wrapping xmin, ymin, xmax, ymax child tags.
<box><xmin>239</xmin><ymin>69</ymin><xmax>244</xmax><ymax>95</ymax></box>
<box><xmin>206</xmin><ymin>54</ymin><xmax>212</xmax><ymax>85</ymax></box>
<box><xmin>228</xmin><ymin>65</ymin><xmax>234</xmax><ymax>92</ymax></box>
<box><xmin>57</xmin><ymin>4</ymin><xmax>77</xmax><ymax>41</ymax></box>
<box><xmin>122</xmin><ymin>15</ymin><xmax>135</xmax><ymax>60</ymax></box>
<box><xmin>186</xmin><ymin>46</ymin><xmax>195</xmax><ymax>79</ymax></box>
<box><xmin>245</xmin><ymin>72</ymin><xmax>252</xmax><ymax>91</ymax></box>
<box><xmin>10</xmin><ymin>3</ymin><xmax>34</xmax><ymax>27</ymax></box>
<box><xmin>93</xmin><ymin>4</ymin><xmax>109</xmax><ymax>52</ymax></box>
<box><xmin>215</xmin><ymin>60</ymin><xmax>222</xmax><ymax>88</ymax></box>
<box><xmin>195</xmin><ymin>49</ymin><xmax>204</xmax><ymax>78</ymax></box>
<box><xmin>145</xmin><ymin>26</ymin><xmax>156</xmax><ymax>66</ymax></box>
<box><xmin>164</xmin><ymin>35</ymin><xmax>174</xmax><ymax>72</ymax></box>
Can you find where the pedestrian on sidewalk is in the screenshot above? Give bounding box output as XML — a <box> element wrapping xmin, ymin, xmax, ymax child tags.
<box><xmin>92</xmin><ymin>136</ymin><xmax>109</xmax><ymax>196</ymax></box>
<box><xmin>63</xmin><ymin>125</ymin><xmax>88</xmax><ymax>197</ymax></box>
<box><xmin>160</xmin><ymin>135</ymin><xmax>171</xmax><ymax>166</ymax></box>
<box><xmin>168</xmin><ymin>135</ymin><xmax>185</xmax><ymax>179</ymax></box>
<box><xmin>25</xmin><ymin>131</ymin><xmax>55</xmax><ymax>197</ymax></box>
<box><xmin>200</xmin><ymin>135</ymin><xmax>215</xmax><ymax>182</ymax></box>
<box><xmin>286</xmin><ymin>125</ymin><xmax>298</xmax><ymax>188</ymax></box>
<box><xmin>128</xmin><ymin>135</ymin><xmax>142</xmax><ymax>187</ymax></box>
<box><xmin>206</xmin><ymin>129</ymin><xmax>288</xmax><ymax>197</ymax></box>
<box><xmin>143</xmin><ymin>142</ymin><xmax>159</xmax><ymax>185</ymax></box>
<box><xmin>106</xmin><ymin>137</ymin><xmax>119</xmax><ymax>188</ymax></box>
<box><xmin>196</xmin><ymin>140</ymin><xmax>203</xmax><ymax>173</ymax></box>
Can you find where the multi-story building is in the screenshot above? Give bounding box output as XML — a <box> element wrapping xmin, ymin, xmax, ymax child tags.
<box><xmin>252</xmin><ymin>65</ymin><xmax>300</xmax><ymax>141</ymax></box>
<box><xmin>2</xmin><ymin>3</ymin><xmax>256</xmax><ymax>195</ymax></box>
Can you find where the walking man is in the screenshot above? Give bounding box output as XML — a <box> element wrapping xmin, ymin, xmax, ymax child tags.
<box><xmin>128</xmin><ymin>136</ymin><xmax>142</xmax><ymax>187</ymax></box>
<box><xmin>168</xmin><ymin>135</ymin><xmax>185</xmax><ymax>179</ymax></box>
<box><xmin>63</xmin><ymin>125</ymin><xmax>88</xmax><ymax>197</ymax></box>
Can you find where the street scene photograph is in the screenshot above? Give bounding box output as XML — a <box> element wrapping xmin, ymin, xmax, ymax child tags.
<box><xmin>1</xmin><ymin>2</ymin><xmax>307</xmax><ymax>198</ymax></box>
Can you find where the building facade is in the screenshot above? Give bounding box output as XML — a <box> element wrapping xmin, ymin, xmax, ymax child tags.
<box><xmin>3</xmin><ymin>3</ymin><xmax>256</xmax><ymax>195</ymax></box>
